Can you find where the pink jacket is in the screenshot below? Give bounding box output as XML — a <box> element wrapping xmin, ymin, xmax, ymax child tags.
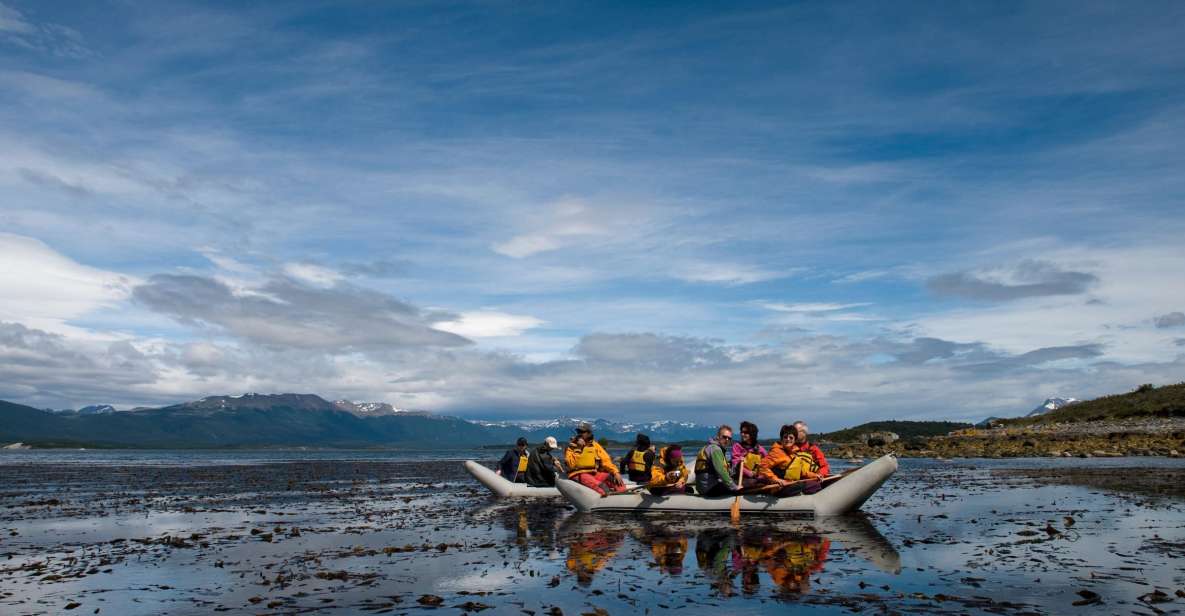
<box><xmin>731</xmin><ymin>441</ymin><xmax>768</xmax><ymax>479</ymax></box>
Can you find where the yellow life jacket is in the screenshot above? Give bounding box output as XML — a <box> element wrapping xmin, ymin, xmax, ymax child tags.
<box><xmin>627</xmin><ymin>449</ymin><xmax>649</xmax><ymax>473</ymax></box>
<box><xmin>517</xmin><ymin>453</ymin><xmax>529</xmax><ymax>473</ymax></box>
<box><xmin>693</xmin><ymin>446</ymin><xmax>711</xmax><ymax>474</ymax></box>
<box><xmin>782</xmin><ymin>451</ymin><xmax>820</xmax><ymax>481</ymax></box>
<box><xmin>742</xmin><ymin>451</ymin><xmax>762</xmax><ymax>471</ymax></box>
<box><xmin>571</xmin><ymin>446</ymin><xmax>599</xmax><ymax>473</ymax></box>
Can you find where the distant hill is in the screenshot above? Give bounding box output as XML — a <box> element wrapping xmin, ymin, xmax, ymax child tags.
<box><xmin>0</xmin><ymin>393</ymin><xmax>714</xmax><ymax>449</ymax></box>
<box><xmin>1005</xmin><ymin>382</ymin><xmax>1185</xmax><ymax>426</ymax></box>
<box><xmin>817</xmin><ymin>420</ymin><xmax>973</xmax><ymax>443</ymax></box>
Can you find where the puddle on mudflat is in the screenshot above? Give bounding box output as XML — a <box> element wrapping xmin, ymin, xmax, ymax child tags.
<box><xmin>2</xmin><ymin>454</ymin><xmax>1184</xmax><ymax>614</ymax></box>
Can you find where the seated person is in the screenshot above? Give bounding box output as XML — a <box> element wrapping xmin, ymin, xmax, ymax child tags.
<box><xmin>622</xmin><ymin>433</ymin><xmax>656</xmax><ymax>483</ymax></box>
<box><xmin>694</xmin><ymin>425</ymin><xmax>740</xmax><ymax>497</ymax></box>
<box><xmin>525</xmin><ymin>436</ymin><xmax>564</xmax><ymax>487</ymax></box>
<box><xmin>647</xmin><ymin>444</ymin><xmax>690</xmax><ymax>495</ymax></box>
<box><xmin>790</xmin><ymin>420</ymin><xmax>829</xmax><ymax>477</ymax></box>
<box><xmin>496</xmin><ymin>437</ymin><xmax>530</xmax><ymax>483</ymax></box>
<box><xmin>564</xmin><ymin>423</ymin><xmax>626</xmax><ymax>495</ymax></box>
<box><xmin>757</xmin><ymin>423</ymin><xmax>827</xmax><ymax>496</ymax></box>
<box><xmin>731</xmin><ymin>421</ymin><xmax>769</xmax><ymax>489</ymax></box>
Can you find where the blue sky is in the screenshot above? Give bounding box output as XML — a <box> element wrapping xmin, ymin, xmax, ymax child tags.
<box><xmin>2</xmin><ymin>1</ymin><xmax>1184</xmax><ymax>430</ymax></box>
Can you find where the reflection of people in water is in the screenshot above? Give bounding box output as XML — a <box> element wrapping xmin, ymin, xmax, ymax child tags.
<box><xmin>732</xmin><ymin>528</ymin><xmax>767</xmax><ymax>596</ymax></box>
<box><xmin>762</xmin><ymin>535</ymin><xmax>831</xmax><ymax>595</ymax></box>
<box><xmin>648</xmin><ymin>533</ymin><xmax>689</xmax><ymax>575</ymax></box>
<box><xmin>695</xmin><ymin>528</ymin><xmax>738</xmax><ymax>597</ymax></box>
<box><xmin>565</xmin><ymin>529</ymin><xmax>626</xmax><ymax>586</ymax></box>
<box><xmin>691</xmin><ymin>527</ymin><xmax>832</xmax><ymax>598</ymax></box>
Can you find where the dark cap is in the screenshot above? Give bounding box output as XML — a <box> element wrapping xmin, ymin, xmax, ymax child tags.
<box><xmin>575</xmin><ymin>422</ymin><xmax>593</xmax><ymax>434</ymax></box>
<box><xmin>516</xmin><ymin>437</ymin><xmax>528</xmax><ymax>447</ymax></box>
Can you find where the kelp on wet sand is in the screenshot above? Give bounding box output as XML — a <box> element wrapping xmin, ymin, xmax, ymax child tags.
<box><xmin>2</xmin><ymin>455</ymin><xmax>1185</xmax><ymax>614</ymax></box>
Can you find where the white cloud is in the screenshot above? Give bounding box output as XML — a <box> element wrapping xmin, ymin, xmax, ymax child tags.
<box><xmin>282</xmin><ymin>262</ymin><xmax>343</xmax><ymax>288</ymax></box>
<box><xmin>0</xmin><ymin>3</ymin><xmax>32</xmax><ymax>34</ymax></box>
<box><xmin>672</xmin><ymin>262</ymin><xmax>790</xmax><ymax>285</ymax></box>
<box><xmin>759</xmin><ymin>301</ymin><xmax>872</xmax><ymax>313</ymax></box>
<box><xmin>0</xmin><ymin>233</ymin><xmax>136</xmax><ymax>332</ymax></box>
<box><xmin>491</xmin><ymin>233</ymin><xmax>563</xmax><ymax>258</ymax></box>
<box><xmin>915</xmin><ymin>244</ymin><xmax>1185</xmax><ymax>363</ymax></box>
<box><xmin>490</xmin><ymin>198</ymin><xmax>608</xmax><ymax>258</ymax></box>
<box><xmin>432</xmin><ymin>310</ymin><xmax>545</xmax><ymax>338</ymax></box>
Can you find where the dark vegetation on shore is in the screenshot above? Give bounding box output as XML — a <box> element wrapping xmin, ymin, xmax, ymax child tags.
<box><xmin>817</xmin><ymin>421</ymin><xmax>972</xmax><ymax>442</ymax></box>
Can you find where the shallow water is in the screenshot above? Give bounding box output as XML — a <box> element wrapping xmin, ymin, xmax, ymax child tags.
<box><xmin>2</xmin><ymin>453</ymin><xmax>1183</xmax><ymax>614</ymax></box>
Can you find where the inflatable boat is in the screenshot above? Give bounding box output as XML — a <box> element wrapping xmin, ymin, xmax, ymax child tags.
<box><xmin>463</xmin><ymin>460</ymin><xmax>564</xmax><ymax>497</ymax></box>
<box><xmin>555</xmin><ymin>453</ymin><xmax>897</xmax><ymax>515</ymax></box>
<box><xmin>463</xmin><ymin>460</ymin><xmax>650</xmax><ymax>498</ymax></box>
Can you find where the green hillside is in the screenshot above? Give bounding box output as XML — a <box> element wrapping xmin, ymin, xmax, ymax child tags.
<box><xmin>1006</xmin><ymin>382</ymin><xmax>1185</xmax><ymax>426</ymax></box>
<box><xmin>817</xmin><ymin>420</ymin><xmax>972</xmax><ymax>443</ymax></box>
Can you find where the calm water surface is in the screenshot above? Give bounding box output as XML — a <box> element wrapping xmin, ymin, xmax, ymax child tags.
<box><xmin>1</xmin><ymin>451</ymin><xmax>1183</xmax><ymax>615</ymax></box>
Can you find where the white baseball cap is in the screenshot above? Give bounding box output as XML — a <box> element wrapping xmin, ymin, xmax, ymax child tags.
<box><xmin>544</xmin><ymin>436</ymin><xmax>559</xmax><ymax>450</ymax></box>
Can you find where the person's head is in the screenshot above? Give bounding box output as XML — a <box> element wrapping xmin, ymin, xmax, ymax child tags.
<box><xmin>575</xmin><ymin>422</ymin><xmax>594</xmax><ymax>444</ymax></box>
<box><xmin>739</xmin><ymin>421</ymin><xmax>758</xmax><ymax>446</ymax></box>
<box><xmin>779</xmin><ymin>424</ymin><xmax>796</xmax><ymax>446</ymax></box>
<box><xmin>793</xmin><ymin>421</ymin><xmax>809</xmax><ymax>444</ymax></box>
<box><xmin>635</xmin><ymin>433</ymin><xmax>651</xmax><ymax>450</ymax></box>
<box><xmin>544</xmin><ymin>436</ymin><xmax>559</xmax><ymax>450</ymax></box>
<box><xmin>715</xmin><ymin>424</ymin><xmax>734</xmax><ymax>444</ymax></box>
<box><xmin>665</xmin><ymin>444</ymin><xmax>683</xmax><ymax>464</ymax></box>
<box><xmin>516</xmin><ymin>437</ymin><xmax>528</xmax><ymax>451</ymax></box>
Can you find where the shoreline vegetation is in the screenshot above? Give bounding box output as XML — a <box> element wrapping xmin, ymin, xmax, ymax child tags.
<box><xmin>827</xmin><ymin>383</ymin><xmax>1185</xmax><ymax>459</ymax></box>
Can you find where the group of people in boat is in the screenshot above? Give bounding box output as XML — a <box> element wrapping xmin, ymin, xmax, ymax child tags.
<box><xmin>495</xmin><ymin>420</ymin><xmax>829</xmax><ymax>497</ymax></box>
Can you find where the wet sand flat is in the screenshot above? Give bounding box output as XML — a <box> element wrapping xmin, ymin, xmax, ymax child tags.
<box><xmin>2</xmin><ymin>452</ymin><xmax>1185</xmax><ymax>614</ymax></box>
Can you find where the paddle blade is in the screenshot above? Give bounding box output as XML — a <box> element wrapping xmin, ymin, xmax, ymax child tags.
<box><xmin>730</xmin><ymin>496</ymin><xmax>741</xmax><ymax>523</ymax></box>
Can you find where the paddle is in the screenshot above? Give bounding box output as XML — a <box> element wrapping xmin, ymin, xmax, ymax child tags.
<box><xmin>730</xmin><ymin>456</ymin><xmax>744</xmax><ymax>523</ymax></box>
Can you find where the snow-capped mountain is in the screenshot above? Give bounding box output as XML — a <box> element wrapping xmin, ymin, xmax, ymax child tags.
<box><xmin>475</xmin><ymin>416</ymin><xmax>710</xmax><ymax>442</ymax></box>
<box><xmin>1027</xmin><ymin>397</ymin><xmax>1080</xmax><ymax>417</ymax></box>
<box><xmin>78</xmin><ymin>404</ymin><xmax>117</xmax><ymax>415</ymax></box>
<box><xmin>333</xmin><ymin>400</ymin><xmax>429</xmax><ymax>417</ymax></box>
<box><xmin>46</xmin><ymin>404</ymin><xmax>118</xmax><ymax>415</ymax></box>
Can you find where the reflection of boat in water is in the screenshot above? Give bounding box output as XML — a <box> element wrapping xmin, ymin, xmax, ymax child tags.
<box><xmin>554</xmin><ymin>512</ymin><xmax>900</xmax><ymax>588</ymax></box>
<box><xmin>557</xmin><ymin>454</ymin><xmax>898</xmax><ymax>515</ymax></box>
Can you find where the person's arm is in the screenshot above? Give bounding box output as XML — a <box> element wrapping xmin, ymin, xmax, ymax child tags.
<box><xmin>563</xmin><ymin>445</ymin><xmax>580</xmax><ymax>470</ymax></box>
<box><xmin>596</xmin><ymin>443</ymin><xmax>621</xmax><ymax>477</ymax></box>
<box><xmin>644</xmin><ymin>450</ymin><xmax>654</xmax><ymax>476</ymax></box>
<box><xmin>729</xmin><ymin>443</ymin><xmax>743</xmax><ymax>477</ymax></box>
<box><xmin>647</xmin><ymin>464</ymin><xmax>666</xmax><ymax>488</ymax></box>
<box><xmin>758</xmin><ymin>448</ymin><xmax>789</xmax><ymax>486</ymax></box>
<box><xmin>812</xmin><ymin>445</ymin><xmax>830</xmax><ymax>477</ymax></box>
<box><xmin>496</xmin><ymin>450</ymin><xmax>512</xmax><ymax>475</ymax></box>
<box><xmin>709</xmin><ymin>445</ymin><xmax>736</xmax><ymax>489</ymax></box>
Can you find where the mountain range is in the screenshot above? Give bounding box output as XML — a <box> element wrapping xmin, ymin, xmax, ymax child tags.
<box><xmin>0</xmin><ymin>393</ymin><xmax>712</xmax><ymax>449</ymax></box>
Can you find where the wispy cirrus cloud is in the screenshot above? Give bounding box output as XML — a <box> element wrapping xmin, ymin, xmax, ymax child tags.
<box><xmin>927</xmin><ymin>260</ymin><xmax>1097</xmax><ymax>301</ymax></box>
<box><xmin>133</xmin><ymin>274</ymin><xmax>471</xmax><ymax>350</ymax></box>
